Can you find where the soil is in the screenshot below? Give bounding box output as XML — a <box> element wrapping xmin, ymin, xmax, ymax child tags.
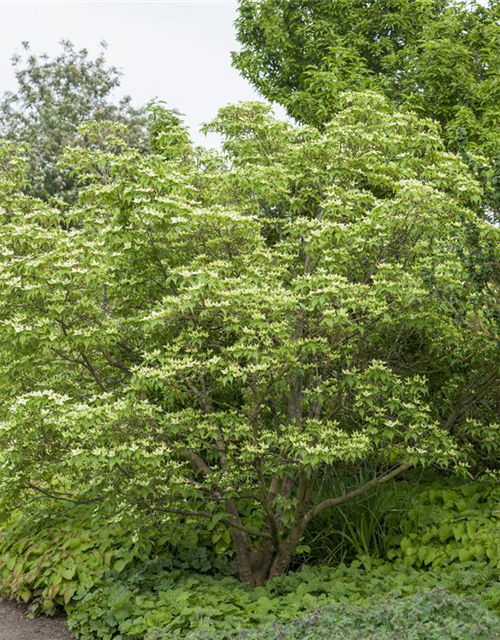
<box><xmin>0</xmin><ymin>599</ymin><xmax>73</xmax><ymax>640</ymax></box>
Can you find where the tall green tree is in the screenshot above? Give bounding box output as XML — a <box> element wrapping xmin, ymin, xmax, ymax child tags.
<box><xmin>0</xmin><ymin>40</ymin><xmax>149</xmax><ymax>201</ymax></box>
<box><xmin>233</xmin><ymin>0</ymin><xmax>500</xmax><ymax>213</ymax></box>
<box><xmin>0</xmin><ymin>95</ymin><xmax>498</xmax><ymax>585</ymax></box>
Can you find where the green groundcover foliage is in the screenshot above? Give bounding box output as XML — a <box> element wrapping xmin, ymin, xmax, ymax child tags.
<box><xmin>66</xmin><ymin>561</ymin><xmax>500</xmax><ymax>640</ymax></box>
<box><xmin>187</xmin><ymin>590</ymin><xmax>500</xmax><ymax>640</ymax></box>
<box><xmin>0</xmin><ymin>504</ymin><xmax>229</xmax><ymax>616</ymax></box>
<box><xmin>392</xmin><ymin>478</ymin><xmax>500</xmax><ymax>567</ymax></box>
<box><xmin>0</xmin><ymin>507</ymin><xmax>156</xmax><ymax>615</ymax></box>
<box><xmin>2</xmin><ymin>477</ymin><xmax>500</xmax><ymax>638</ymax></box>
<box><xmin>64</xmin><ymin>478</ymin><xmax>500</xmax><ymax>638</ymax></box>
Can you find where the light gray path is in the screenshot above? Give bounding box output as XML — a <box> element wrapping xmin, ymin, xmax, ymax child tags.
<box><xmin>0</xmin><ymin>600</ymin><xmax>72</xmax><ymax>640</ymax></box>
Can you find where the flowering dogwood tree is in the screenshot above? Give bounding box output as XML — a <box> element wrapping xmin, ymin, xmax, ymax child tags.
<box><xmin>0</xmin><ymin>93</ymin><xmax>498</xmax><ymax>584</ymax></box>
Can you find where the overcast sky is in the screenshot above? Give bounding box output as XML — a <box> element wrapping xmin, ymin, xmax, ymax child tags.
<box><xmin>0</xmin><ymin>1</ymin><xmax>284</xmax><ymax>146</ymax></box>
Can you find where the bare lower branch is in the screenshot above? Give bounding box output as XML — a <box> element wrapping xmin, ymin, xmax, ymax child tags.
<box><xmin>80</xmin><ymin>351</ymin><xmax>107</xmax><ymax>391</ymax></box>
<box><xmin>304</xmin><ymin>462</ymin><xmax>411</xmax><ymax>523</ymax></box>
<box><xmin>176</xmin><ymin>447</ymin><xmax>213</xmax><ymax>477</ymax></box>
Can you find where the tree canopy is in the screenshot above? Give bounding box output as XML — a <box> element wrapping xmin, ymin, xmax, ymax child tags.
<box><xmin>233</xmin><ymin>0</ymin><xmax>500</xmax><ymax>213</ymax></box>
<box><xmin>1</xmin><ymin>93</ymin><xmax>499</xmax><ymax>585</ymax></box>
<box><xmin>0</xmin><ymin>40</ymin><xmax>149</xmax><ymax>201</ymax></box>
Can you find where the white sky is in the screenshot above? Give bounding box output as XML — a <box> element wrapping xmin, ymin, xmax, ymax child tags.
<box><xmin>0</xmin><ymin>0</ymin><xmax>285</xmax><ymax>147</ymax></box>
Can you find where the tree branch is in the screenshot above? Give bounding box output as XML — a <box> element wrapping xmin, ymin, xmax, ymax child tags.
<box><xmin>101</xmin><ymin>351</ymin><xmax>133</xmax><ymax>376</ymax></box>
<box><xmin>304</xmin><ymin>462</ymin><xmax>411</xmax><ymax>523</ymax></box>
<box><xmin>79</xmin><ymin>351</ymin><xmax>107</xmax><ymax>392</ymax></box>
<box><xmin>176</xmin><ymin>447</ymin><xmax>213</xmax><ymax>477</ymax></box>
<box><xmin>27</xmin><ymin>482</ymin><xmax>103</xmax><ymax>505</ymax></box>
<box><xmin>151</xmin><ymin>503</ymin><xmax>272</xmax><ymax>539</ymax></box>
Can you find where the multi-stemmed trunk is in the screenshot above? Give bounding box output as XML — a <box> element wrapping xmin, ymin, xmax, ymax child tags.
<box><xmin>230</xmin><ymin>517</ymin><xmax>308</xmax><ymax>586</ymax></box>
<box><xmin>227</xmin><ymin>461</ymin><xmax>412</xmax><ymax>585</ymax></box>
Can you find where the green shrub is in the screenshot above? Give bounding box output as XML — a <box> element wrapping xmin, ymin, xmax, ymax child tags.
<box><xmin>389</xmin><ymin>477</ymin><xmax>500</xmax><ymax>567</ymax></box>
<box><xmin>181</xmin><ymin>589</ymin><xmax>500</xmax><ymax>640</ymax></box>
<box><xmin>0</xmin><ymin>505</ymin><xmax>161</xmax><ymax>615</ymax></box>
<box><xmin>0</xmin><ymin>503</ymin><xmax>225</xmax><ymax>616</ymax></box>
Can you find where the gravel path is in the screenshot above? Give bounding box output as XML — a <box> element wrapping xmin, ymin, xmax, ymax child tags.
<box><xmin>0</xmin><ymin>600</ymin><xmax>73</xmax><ymax>640</ymax></box>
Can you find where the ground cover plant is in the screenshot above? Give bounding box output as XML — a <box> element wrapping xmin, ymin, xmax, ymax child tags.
<box><xmin>3</xmin><ymin>466</ymin><xmax>500</xmax><ymax>637</ymax></box>
<box><xmin>195</xmin><ymin>589</ymin><xmax>500</xmax><ymax>640</ymax></box>
<box><xmin>391</xmin><ymin>478</ymin><xmax>500</xmax><ymax>567</ymax></box>
<box><xmin>185</xmin><ymin>590</ymin><xmax>500</xmax><ymax>640</ymax></box>
<box><xmin>0</xmin><ymin>501</ymin><xmax>230</xmax><ymax>616</ymax></box>
<box><xmin>0</xmin><ymin>506</ymin><xmax>157</xmax><ymax>615</ymax></box>
<box><xmin>65</xmin><ymin>559</ymin><xmax>500</xmax><ymax>638</ymax></box>
<box><xmin>61</xmin><ymin>477</ymin><xmax>500</xmax><ymax>638</ymax></box>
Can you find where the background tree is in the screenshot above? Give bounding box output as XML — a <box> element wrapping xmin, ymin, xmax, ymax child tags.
<box><xmin>233</xmin><ymin>0</ymin><xmax>500</xmax><ymax>214</ymax></box>
<box><xmin>0</xmin><ymin>40</ymin><xmax>149</xmax><ymax>201</ymax></box>
<box><xmin>0</xmin><ymin>95</ymin><xmax>498</xmax><ymax>586</ymax></box>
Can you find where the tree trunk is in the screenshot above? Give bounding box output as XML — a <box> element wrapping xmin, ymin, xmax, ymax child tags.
<box><xmin>230</xmin><ymin>512</ymin><xmax>308</xmax><ymax>584</ymax></box>
<box><xmin>268</xmin><ymin>521</ymin><xmax>306</xmax><ymax>581</ymax></box>
<box><xmin>231</xmin><ymin>529</ymin><xmax>277</xmax><ymax>586</ymax></box>
<box><xmin>231</xmin><ymin>526</ymin><xmax>255</xmax><ymax>585</ymax></box>
<box><xmin>249</xmin><ymin>539</ymin><xmax>276</xmax><ymax>586</ymax></box>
